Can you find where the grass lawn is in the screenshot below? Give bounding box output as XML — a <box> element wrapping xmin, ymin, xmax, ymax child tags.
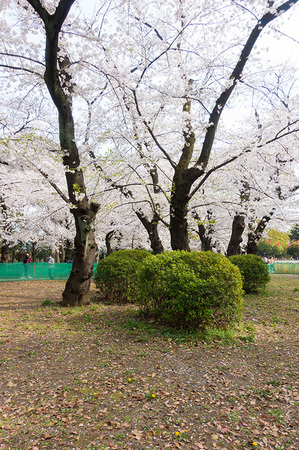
<box><xmin>0</xmin><ymin>275</ymin><xmax>298</xmax><ymax>449</ymax></box>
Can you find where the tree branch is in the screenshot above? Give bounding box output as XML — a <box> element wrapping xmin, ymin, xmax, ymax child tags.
<box><xmin>0</xmin><ymin>52</ymin><xmax>44</xmax><ymax>66</ymax></box>
<box><xmin>196</xmin><ymin>0</ymin><xmax>299</xmax><ymax>169</ymax></box>
<box><xmin>21</xmin><ymin>152</ymin><xmax>69</xmax><ymax>203</ymax></box>
<box><xmin>132</xmin><ymin>90</ymin><xmax>176</xmax><ymax>169</ymax></box>
<box><xmin>258</xmin><ymin>120</ymin><xmax>299</xmax><ymax>147</ymax></box>
<box><xmin>190</xmin><ymin>155</ymin><xmax>239</xmax><ymax>199</ymax></box>
<box><xmin>134</xmin><ymin>16</ymin><xmax>164</xmax><ymax>41</ymax></box>
<box><xmin>0</xmin><ymin>64</ymin><xmax>42</xmax><ymax>77</ymax></box>
<box><xmin>191</xmin><ymin>115</ymin><xmax>298</xmax><ymax>199</ymax></box>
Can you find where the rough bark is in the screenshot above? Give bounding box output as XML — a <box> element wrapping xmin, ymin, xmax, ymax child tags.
<box><xmin>63</xmin><ymin>203</ymin><xmax>98</xmax><ymax>306</ymax></box>
<box><xmin>170</xmin><ymin>182</ymin><xmax>191</xmax><ymax>251</ymax></box>
<box><xmin>64</xmin><ymin>239</ymin><xmax>73</xmax><ymax>262</ymax></box>
<box><xmin>1</xmin><ymin>242</ymin><xmax>10</xmax><ymax>263</ymax></box>
<box><xmin>192</xmin><ymin>210</ymin><xmax>215</xmax><ymax>252</ymax></box>
<box><xmin>60</xmin><ymin>245</ymin><xmax>65</xmax><ymax>263</ymax></box>
<box><xmin>197</xmin><ymin>224</ymin><xmax>212</xmax><ymax>252</ymax></box>
<box><xmin>0</xmin><ymin>198</ymin><xmax>11</xmax><ymax>262</ymax></box>
<box><xmin>135</xmin><ymin>210</ymin><xmax>164</xmax><ymax>254</ymax></box>
<box><xmin>105</xmin><ymin>230</ymin><xmax>115</xmax><ymax>256</ymax></box>
<box><xmin>26</xmin><ymin>0</ymin><xmax>99</xmax><ymax>306</ymax></box>
<box><xmin>169</xmin><ymin>98</ymin><xmax>199</xmax><ymax>251</ymax></box>
<box><xmin>246</xmin><ymin>210</ymin><xmax>275</xmax><ymax>255</ymax></box>
<box><xmin>54</xmin><ymin>249</ymin><xmax>60</xmax><ymax>263</ymax></box>
<box><xmin>227</xmin><ymin>214</ymin><xmax>245</xmax><ymax>256</ymax></box>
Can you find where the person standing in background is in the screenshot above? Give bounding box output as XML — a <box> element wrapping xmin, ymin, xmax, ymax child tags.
<box><xmin>48</xmin><ymin>255</ymin><xmax>55</xmax><ymax>280</ymax></box>
<box><xmin>23</xmin><ymin>253</ymin><xmax>32</xmax><ymax>279</ymax></box>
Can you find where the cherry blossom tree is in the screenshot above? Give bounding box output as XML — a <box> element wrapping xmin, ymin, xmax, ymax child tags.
<box><xmin>0</xmin><ymin>132</ymin><xmax>74</xmax><ymax>259</ymax></box>
<box><xmin>0</xmin><ymin>0</ymin><xmax>102</xmax><ymax>305</ymax></box>
<box><xmin>91</xmin><ymin>149</ymin><xmax>170</xmax><ymax>254</ymax></box>
<box><xmin>94</xmin><ymin>0</ymin><xmax>299</xmax><ymax>251</ymax></box>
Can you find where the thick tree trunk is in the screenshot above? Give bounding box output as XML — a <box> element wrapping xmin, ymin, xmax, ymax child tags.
<box><xmin>64</xmin><ymin>239</ymin><xmax>73</xmax><ymax>262</ymax></box>
<box><xmin>55</xmin><ymin>250</ymin><xmax>60</xmax><ymax>263</ymax></box>
<box><xmin>148</xmin><ymin>225</ymin><xmax>164</xmax><ymax>254</ymax></box>
<box><xmin>170</xmin><ymin>166</ymin><xmax>203</xmax><ymax>251</ymax></box>
<box><xmin>246</xmin><ymin>210</ymin><xmax>275</xmax><ymax>255</ymax></box>
<box><xmin>60</xmin><ymin>245</ymin><xmax>65</xmax><ymax>263</ymax></box>
<box><xmin>246</xmin><ymin>235</ymin><xmax>259</xmax><ymax>255</ymax></box>
<box><xmin>62</xmin><ymin>204</ymin><xmax>98</xmax><ymax>306</ymax></box>
<box><xmin>192</xmin><ymin>210</ymin><xmax>214</xmax><ymax>252</ymax></box>
<box><xmin>169</xmin><ymin>97</ymin><xmax>197</xmax><ymax>251</ymax></box>
<box><xmin>105</xmin><ymin>230</ymin><xmax>115</xmax><ymax>255</ymax></box>
<box><xmin>227</xmin><ymin>214</ymin><xmax>245</xmax><ymax>256</ymax></box>
<box><xmin>1</xmin><ymin>242</ymin><xmax>10</xmax><ymax>263</ymax></box>
<box><xmin>135</xmin><ymin>210</ymin><xmax>164</xmax><ymax>254</ymax></box>
<box><xmin>170</xmin><ymin>191</ymin><xmax>190</xmax><ymax>251</ymax></box>
<box><xmin>197</xmin><ymin>224</ymin><xmax>213</xmax><ymax>252</ymax></box>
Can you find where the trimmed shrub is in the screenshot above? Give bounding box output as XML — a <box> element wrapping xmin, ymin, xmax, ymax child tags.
<box><xmin>136</xmin><ymin>250</ymin><xmax>243</xmax><ymax>330</ymax></box>
<box><xmin>94</xmin><ymin>249</ymin><xmax>153</xmax><ymax>303</ymax></box>
<box><xmin>228</xmin><ymin>254</ymin><xmax>270</xmax><ymax>293</ymax></box>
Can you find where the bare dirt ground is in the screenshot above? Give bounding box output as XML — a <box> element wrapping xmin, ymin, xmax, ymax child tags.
<box><xmin>0</xmin><ymin>275</ymin><xmax>298</xmax><ymax>450</ymax></box>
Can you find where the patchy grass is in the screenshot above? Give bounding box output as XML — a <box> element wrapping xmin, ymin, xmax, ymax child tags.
<box><xmin>0</xmin><ymin>275</ymin><xmax>298</xmax><ymax>449</ymax></box>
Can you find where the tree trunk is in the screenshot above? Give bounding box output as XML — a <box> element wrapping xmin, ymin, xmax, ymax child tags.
<box><xmin>170</xmin><ymin>200</ymin><xmax>190</xmax><ymax>251</ymax></box>
<box><xmin>246</xmin><ymin>210</ymin><xmax>275</xmax><ymax>255</ymax></box>
<box><xmin>64</xmin><ymin>239</ymin><xmax>73</xmax><ymax>262</ymax></box>
<box><xmin>246</xmin><ymin>236</ymin><xmax>258</xmax><ymax>255</ymax></box>
<box><xmin>1</xmin><ymin>242</ymin><xmax>10</xmax><ymax>263</ymax></box>
<box><xmin>169</xmin><ymin>97</ymin><xmax>201</xmax><ymax>250</ymax></box>
<box><xmin>54</xmin><ymin>250</ymin><xmax>60</xmax><ymax>264</ymax></box>
<box><xmin>105</xmin><ymin>230</ymin><xmax>115</xmax><ymax>255</ymax></box>
<box><xmin>197</xmin><ymin>224</ymin><xmax>212</xmax><ymax>252</ymax></box>
<box><xmin>135</xmin><ymin>210</ymin><xmax>164</xmax><ymax>254</ymax></box>
<box><xmin>0</xmin><ymin>199</ymin><xmax>12</xmax><ymax>262</ymax></box>
<box><xmin>60</xmin><ymin>245</ymin><xmax>65</xmax><ymax>263</ymax></box>
<box><xmin>62</xmin><ymin>204</ymin><xmax>98</xmax><ymax>306</ymax></box>
<box><xmin>227</xmin><ymin>214</ymin><xmax>245</xmax><ymax>256</ymax></box>
<box><xmin>192</xmin><ymin>210</ymin><xmax>215</xmax><ymax>252</ymax></box>
<box><xmin>31</xmin><ymin>242</ymin><xmax>37</xmax><ymax>262</ymax></box>
<box><xmin>26</xmin><ymin>0</ymin><xmax>100</xmax><ymax>306</ymax></box>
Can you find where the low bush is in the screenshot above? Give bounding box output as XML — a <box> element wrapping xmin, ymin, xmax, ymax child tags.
<box><xmin>94</xmin><ymin>249</ymin><xmax>153</xmax><ymax>303</ymax></box>
<box><xmin>136</xmin><ymin>250</ymin><xmax>243</xmax><ymax>330</ymax></box>
<box><xmin>228</xmin><ymin>254</ymin><xmax>270</xmax><ymax>293</ymax></box>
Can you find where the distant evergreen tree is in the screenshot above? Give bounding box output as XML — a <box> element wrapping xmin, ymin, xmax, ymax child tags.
<box><xmin>290</xmin><ymin>225</ymin><xmax>299</xmax><ymax>242</ymax></box>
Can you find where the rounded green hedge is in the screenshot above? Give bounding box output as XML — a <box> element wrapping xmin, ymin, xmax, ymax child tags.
<box><xmin>228</xmin><ymin>254</ymin><xmax>270</xmax><ymax>293</ymax></box>
<box><xmin>94</xmin><ymin>249</ymin><xmax>153</xmax><ymax>303</ymax></box>
<box><xmin>136</xmin><ymin>250</ymin><xmax>243</xmax><ymax>329</ymax></box>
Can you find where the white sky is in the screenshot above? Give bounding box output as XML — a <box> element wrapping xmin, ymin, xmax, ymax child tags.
<box><xmin>264</xmin><ymin>6</ymin><xmax>299</xmax><ymax>66</ymax></box>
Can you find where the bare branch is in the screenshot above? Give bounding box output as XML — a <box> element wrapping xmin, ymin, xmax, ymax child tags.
<box><xmin>134</xmin><ymin>16</ymin><xmax>164</xmax><ymax>41</ymax></box>
<box><xmin>132</xmin><ymin>90</ymin><xmax>176</xmax><ymax>169</ymax></box>
<box><xmin>258</xmin><ymin>120</ymin><xmax>299</xmax><ymax>147</ymax></box>
<box><xmin>190</xmin><ymin>154</ymin><xmax>239</xmax><ymax>199</ymax></box>
<box><xmin>22</xmin><ymin>153</ymin><xmax>69</xmax><ymax>203</ymax></box>
<box><xmin>0</xmin><ymin>52</ymin><xmax>44</xmax><ymax>66</ymax></box>
<box><xmin>0</xmin><ymin>64</ymin><xmax>42</xmax><ymax>77</ymax></box>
